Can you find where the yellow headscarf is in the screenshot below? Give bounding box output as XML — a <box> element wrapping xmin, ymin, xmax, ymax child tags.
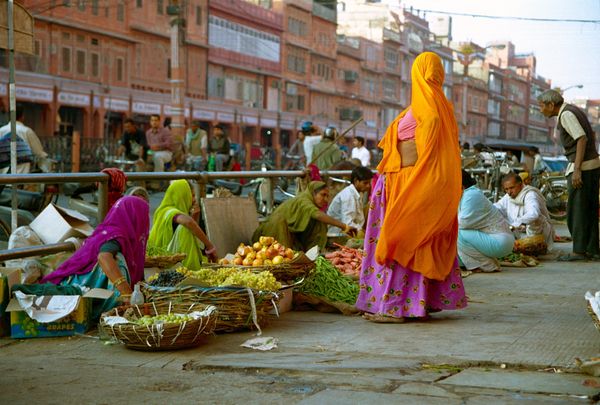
<box><xmin>375</xmin><ymin>52</ymin><xmax>462</xmax><ymax>281</ymax></box>
<box><xmin>147</xmin><ymin>179</ymin><xmax>193</xmax><ymax>250</ymax></box>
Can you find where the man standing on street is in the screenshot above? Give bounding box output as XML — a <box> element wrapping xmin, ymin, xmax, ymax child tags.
<box><xmin>351</xmin><ymin>136</ymin><xmax>371</xmax><ymax>167</ymax></box>
<box><xmin>538</xmin><ymin>89</ymin><xmax>600</xmax><ymax>261</ymax></box>
<box><xmin>146</xmin><ymin>114</ymin><xmax>173</xmax><ymax>172</ymax></box>
<box><xmin>185</xmin><ymin>120</ymin><xmax>208</xmax><ymax>171</ymax></box>
<box><xmin>312</xmin><ymin>126</ymin><xmax>343</xmax><ymax>170</ymax></box>
<box><xmin>0</xmin><ymin>103</ymin><xmax>50</xmax><ymax>172</ymax></box>
<box><xmin>117</xmin><ymin>118</ymin><xmax>148</xmax><ymax>171</ymax></box>
<box><xmin>208</xmin><ymin>125</ymin><xmax>230</xmax><ymax>171</ymax></box>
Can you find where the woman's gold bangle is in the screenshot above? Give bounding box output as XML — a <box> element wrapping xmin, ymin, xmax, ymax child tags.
<box><xmin>113</xmin><ymin>276</ymin><xmax>127</xmax><ymax>288</ymax></box>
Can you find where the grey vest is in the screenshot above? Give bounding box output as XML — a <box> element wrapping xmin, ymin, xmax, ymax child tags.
<box><xmin>557</xmin><ymin>104</ymin><xmax>598</xmax><ymax>162</ymax></box>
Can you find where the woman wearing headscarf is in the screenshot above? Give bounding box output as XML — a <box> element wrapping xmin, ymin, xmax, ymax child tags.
<box><xmin>41</xmin><ymin>196</ymin><xmax>149</xmax><ymax>319</ymax></box>
<box><xmin>252</xmin><ymin>181</ymin><xmax>356</xmax><ymax>251</ymax></box>
<box><xmin>147</xmin><ymin>179</ymin><xmax>217</xmax><ymax>269</ymax></box>
<box><xmin>356</xmin><ymin>52</ymin><xmax>467</xmax><ymax>323</ymax></box>
<box><xmin>101</xmin><ymin>168</ymin><xmax>127</xmax><ymax>210</ymax></box>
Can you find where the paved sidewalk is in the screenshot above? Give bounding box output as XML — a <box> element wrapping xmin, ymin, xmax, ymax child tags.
<box><xmin>1</xmin><ymin>224</ymin><xmax>599</xmax><ymax>404</ymax></box>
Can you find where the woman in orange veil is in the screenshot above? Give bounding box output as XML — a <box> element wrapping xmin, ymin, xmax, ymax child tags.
<box><xmin>356</xmin><ymin>52</ymin><xmax>467</xmax><ymax>322</ymax></box>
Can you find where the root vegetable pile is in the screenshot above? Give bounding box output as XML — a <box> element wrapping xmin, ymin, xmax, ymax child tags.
<box><xmin>298</xmin><ymin>256</ymin><xmax>359</xmax><ymax>305</ymax></box>
<box><xmin>222</xmin><ymin>236</ymin><xmax>295</xmax><ymax>267</ymax></box>
<box><xmin>324</xmin><ymin>243</ymin><xmax>364</xmax><ymax>277</ymax></box>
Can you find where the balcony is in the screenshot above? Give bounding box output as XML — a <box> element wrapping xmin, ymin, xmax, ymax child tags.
<box><xmin>210</xmin><ymin>0</ymin><xmax>283</xmax><ymax>30</ymax></box>
<box><xmin>312</xmin><ymin>2</ymin><xmax>336</xmax><ymax>23</ymax></box>
<box><xmin>383</xmin><ymin>28</ymin><xmax>403</xmax><ymax>44</ymax></box>
<box><xmin>283</xmin><ymin>0</ymin><xmax>312</xmax><ymax>12</ymax></box>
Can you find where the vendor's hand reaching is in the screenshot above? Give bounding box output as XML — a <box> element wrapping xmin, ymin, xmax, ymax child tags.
<box><xmin>205</xmin><ymin>246</ymin><xmax>218</xmax><ymax>263</ymax></box>
<box><xmin>345</xmin><ymin>226</ymin><xmax>358</xmax><ymax>237</ymax></box>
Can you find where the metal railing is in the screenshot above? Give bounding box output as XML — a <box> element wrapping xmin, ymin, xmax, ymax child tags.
<box><xmin>0</xmin><ymin>169</ymin><xmax>353</xmax><ymax>261</ymax></box>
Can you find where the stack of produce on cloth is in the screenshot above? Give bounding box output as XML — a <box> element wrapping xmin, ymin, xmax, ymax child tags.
<box><xmin>324</xmin><ymin>243</ymin><xmax>364</xmax><ymax>278</ymax></box>
<box><xmin>296</xmin><ymin>256</ymin><xmax>360</xmax><ymax>315</ymax></box>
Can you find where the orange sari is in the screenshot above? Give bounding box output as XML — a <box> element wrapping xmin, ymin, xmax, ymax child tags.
<box><xmin>375</xmin><ymin>52</ymin><xmax>461</xmax><ymax>281</ymax></box>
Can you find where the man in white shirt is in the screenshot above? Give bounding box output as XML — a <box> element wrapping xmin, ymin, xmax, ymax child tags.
<box><xmin>538</xmin><ymin>89</ymin><xmax>600</xmax><ymax>261</ymax></box>
<box><xmin>350</xmin><ymin>136</ymin><xmax>371</xmax><ymax>167</ymax></box>
<box><xmin>494</xmin><ymin>172</ymin><xmax>554</xmax><ymax>250</ymax></box>
<box><xmin>327</xmin><ymin>166</ymin><xmax>374</xmax><ymax>237</ymax></box>
<box><xmin>0</xmin><ymin>104</ymin><xmax>50</xmax><ymax>173</ymax></box>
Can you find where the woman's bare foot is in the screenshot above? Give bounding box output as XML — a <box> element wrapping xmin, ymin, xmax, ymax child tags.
<box><xmin>362</xmin><ymin>313</ymin><xmax>405</xmax><ymax>323</ymax></box>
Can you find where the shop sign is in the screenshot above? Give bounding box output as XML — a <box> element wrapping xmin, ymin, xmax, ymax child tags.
<box><xmin>0</xmin><ymin>83</ymin><xmax>6</xmax><ymax>96</ymax></box>
<box><xmin>132</xmin><ymin>102</ymin><xmax>161</xmax><ymax>115</ymax></box>
<box><xmin>280</xmin><ymin>120</ymin><xmax>295</xmax><ymax>130</ymax></box>
<box><xmin>217</xmin><ymin>112</ymin><xmax>234</xmax><ymax>123</ymax></box>
<box><xmin>58</xmin><ymin>92</ymin><xmax>90</xmax><ymax>107</ymax></box>
<box><xmin>242</xmin><ymin>115</ymin><xmax>258</xmax><ymax>125</ymax></box>
<box><xmin>260</xmin><ymin>118</ymin><xmax>277</xmax><ymax>127</ymax></box>
<box><xmin>104</xmin><ymin>98</ymin><xmax>129</xmax><ymax>112</ymax></box>
<box><xmin>93</xmin><ymin>96</ymin><xmax>101</xmax><ymax>109</ymax></box>
<box><xmin>192</xmin><ymin>110</ymin><xmax>215</xmax><ymax>121</ymax></box>
<box><xmin>10</xmin><ymin>86</ymin><xmax>53</xmax><ymax>102</ymax></box>
<box><xmin>163</xmin><ymin>105</ymin><xmax>190</xmax><ymax>117</ymax></box>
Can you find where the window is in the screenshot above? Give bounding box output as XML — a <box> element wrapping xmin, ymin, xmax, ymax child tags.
<box><xmin>383</xmin><ymin>78</ymin><xmax>396</xmax><ymax>99</ymax></box>
<box><xmin>91</xmin><ymin>0</ymin><xmax>98</xmax><ymax>15</ymax></box>
<box><xmin>77</xmin><ymin>0</ymin><xmax>85</xmax><ymax>11</ymax></box>
<box><xmin>117</xmin><ymin>2</ymin><xmax>124</xmax><ymax>21</ymax></box>
<box><xmin>76</xmin><ymin>50</ymin><xmax>86</xmax><ymax>74</ymax></box>
<box><xmin>136</xmin><ymin>0</ymin><xmax>142</xmax><ymax>7</ymax></box>
<box><xmin>116</xmin><ymin>58</ymin><xmax>124</xmax><ymax>81</ymax></box>
<box><xmin>287</xmin><ymin>53</ymin><xmax>305</xmax><ymax>74</ymax></box>
<box><xmin>63</xmin><ymin>0</ymin><xmax>71</xmax><ymax>7</ymax></box>
<box><xmin>91</xmin><ymin>37</ymin><xmax>99</xmax><ymax>46</ymax></box>
<box><xmin>384</xmin><ymin>48</ymin><xmax>398</xmax><ymax>70</ymax></box>
<box><xmin>167</xmin><ymin>58</ymin><xmax>171</xmax><ymax>79</ymax></box>
<box><xmin>288</xmin><ymin>17</ymin><xmax>306</xmax><ymax>37</ymax></box>
<box><xmin>62</xmin><ymin>47</ymin><xmax>71</xmax><ymax>72</ymax></box>
<box><xmin>91</xmin><ymin>52</ymin><xmax>99</xmax><ymax>77</ymax></box>
<box><xmin>34</xmin><ymin>40</ymin><xmax>41</xmax><ymax>57</ymax></box>
<box><xmin>157</xmin><ymin>0</ymin><xmax>164</xmax><ymax>14</ymax></box>
<box><xmin>488</xmin><ymin>99</ymin><xmax>501</xmax><ymax>118</ymax></box>
<box><xmin>77</xmin><ymin>34</ymin><xmax>84</xmax><ymax>43</ymax></box>
<box><xmin>208</xmin><ymin>75</ymin><xmax>225</xmax><ymax>98</ymax></box>
<box><xmin>62</xmin><ymin>32</ymin><xmax>70</xmax><ymax>40</ymax></box>
<box><xmin>196</xmin><ymin>6</ymin><xmax>202</xmax><ymax>25</ymax></box>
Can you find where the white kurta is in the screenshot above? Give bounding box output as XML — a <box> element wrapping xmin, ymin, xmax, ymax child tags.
<box><xmin>494</xmin><ymin>186</ymin><xmax>555</xmax><ymax>249</ymax></box>
<box><xmin>327</xmin><ymin>184</ymin><xmax>364</xmax><ymax>237</ymax></box>
<box><xmin>351</xmin><ymin>146</ymin><xmax>371</xmax><ymax>167</ymax></box>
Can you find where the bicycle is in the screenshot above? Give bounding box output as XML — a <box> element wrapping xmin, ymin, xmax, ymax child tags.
<box><xmin>532</xmin><ymin>171</ymin><xmax>568</xmax><ymax>221</ymax></box>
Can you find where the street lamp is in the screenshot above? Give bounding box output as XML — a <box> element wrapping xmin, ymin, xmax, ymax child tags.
<box><xmin>559</xmin><ymin>84</ymin><xmax>583</xmax><ymax>94</ymax></box>
<box><xmin>455</xmin><ymin>43</ymin><xmax>505</xmax><ymax>138</ymax></box>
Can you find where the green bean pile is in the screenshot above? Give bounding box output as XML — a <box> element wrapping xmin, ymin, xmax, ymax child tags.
<box><xmin>298</xmin><ymin>257</ymin><xmax>359</xmax><ymax>305</ymax></box>
<box><xmin>146</xmin><ymin>246</ymin><xmax>171</xmax><ymax>256</ymax></box>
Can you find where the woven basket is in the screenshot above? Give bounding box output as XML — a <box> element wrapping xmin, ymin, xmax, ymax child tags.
<box><xmin>513</xmin><ymin>235</ymin><xmax>547</xmax><ymax>256</ymax></box>
<box><xmin>141</xmin><ymin>283</ymin><xmax>278</xmax><ymax>333</ymax></box>
<box><xmin>145</xmin><ymin>253</ymin><xmax>187</xmax><ymax>268</ymax></box>
<box><xmin>586</xmin><ymin>301</ymin><xmax>600</xmax><ymax>333</ymax></box>
<box><xmin>99</xmin><ymin>302</ymin><xmax>217</xmax><ymax>351</ymax></box>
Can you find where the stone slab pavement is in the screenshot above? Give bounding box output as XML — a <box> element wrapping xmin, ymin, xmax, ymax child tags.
<box><xmin>0</xmin><ymin>223</ymin><xmax>599</xmax><ymax>404</ymax></box>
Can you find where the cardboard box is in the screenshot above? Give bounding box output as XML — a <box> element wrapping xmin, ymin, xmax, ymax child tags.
<box><xmin>30</xmin><ymin>204</ymin><xmax>94</xmax><ymax>244</ymax></box>
<box><xmin>6</xmin><ymin>288</ymin><xmax>112</xmax><ymax>338</ymax></box>
<box><xmin>0</xmin><ymin>268</ymin><xmax>22</xmax><ymax>337</ymax></box>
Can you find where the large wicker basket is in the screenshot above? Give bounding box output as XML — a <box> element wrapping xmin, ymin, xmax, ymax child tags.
<box><xmin>99</xmin><ymin>302</ymin><xmax>217</xmax><ymax>351</ymax></box>
<box><xmin>145</xmin><ymin>253</ymin><xmax>187</xmax><ymax>268</ymax></box>
<box><xmin>141</xmin><ymin>283</ymin><xmax>278</xmax><ymax>334</ymax></box>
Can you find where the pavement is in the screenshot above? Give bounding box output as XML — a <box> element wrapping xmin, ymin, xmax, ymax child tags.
<box><xmin>1</xmin><ymin>223</ymin><xmax>599</xmax><ymax>404</ymax></box>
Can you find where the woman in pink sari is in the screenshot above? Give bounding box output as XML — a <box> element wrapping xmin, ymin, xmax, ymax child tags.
<box><xmin>42</xmin><ymin>196</ymin><xmax>149</xmax><ymax>319</ymax></box>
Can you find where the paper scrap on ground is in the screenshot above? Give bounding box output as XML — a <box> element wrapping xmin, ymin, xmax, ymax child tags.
<box><xmin>241</xmin><ymin>336</ymin><xmax>278</xmax><ymax>351</ymax></box>
<box><xmin>585</xmin><ymin>291</ymin><xmax>600</xmax><ymax>320</ymax></box>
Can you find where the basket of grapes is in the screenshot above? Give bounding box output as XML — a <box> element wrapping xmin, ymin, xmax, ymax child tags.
<box><xmin>143</xmin><ymin>266</ymin><xmax>281</xmax><ymax>333</ymax></box>
<box><xmin>99</xmin><ymin>302</ymin><xmax>217</xmax><ymax>351</ymax></box>
<box><xmin>145</xmin><ymin>247</ymin><xmax>187</xmax><ymax>268</ymax></box>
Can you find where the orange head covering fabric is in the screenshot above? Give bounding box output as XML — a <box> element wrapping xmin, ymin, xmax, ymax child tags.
<box><xmin>375</xmin><ymin>52</ymin><xmax>462</xmax><ymax>281</ymax></box>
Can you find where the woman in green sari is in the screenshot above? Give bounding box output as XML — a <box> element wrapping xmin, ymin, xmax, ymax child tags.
<box><xmin>148</xmin><ymin>179</ymin><xmax>217</xmax><ymax>269</ymax></box>
<box><xmin>252</xmin><ymin>181</ymin><xmax>356</xmax><ymax>251</ymax></box>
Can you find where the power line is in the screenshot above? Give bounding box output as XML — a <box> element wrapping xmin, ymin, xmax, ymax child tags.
<box><xmin>413</xmin><ymin>8</ymin><xmax>600</xmax><ymax>24</ymax></box>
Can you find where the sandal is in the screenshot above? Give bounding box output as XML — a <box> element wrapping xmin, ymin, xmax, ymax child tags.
<box><xmin>558</xmin><ymin>254</ymin><xmax>588</xmax><ymax>262</ymax></box>
<box><xmin>362</xmin><ymin>313</ymin><xmax>405</xmax><ymax>323</ymax></box>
